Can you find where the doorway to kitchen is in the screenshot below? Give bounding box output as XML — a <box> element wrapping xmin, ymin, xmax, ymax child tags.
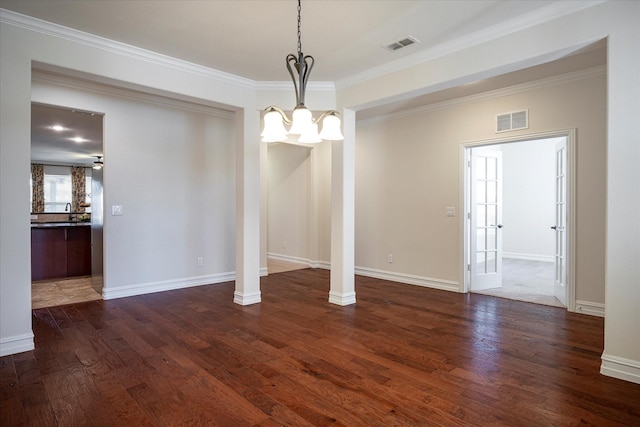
<box><xmin>463</xmin><ymin>131</ymin><xmax>575</xmax><ymax>309</ymax></box>
<box><xmin>30</xmin><ymin>103</ymin><xmax>104</xmax><ymax>309</ymax></box>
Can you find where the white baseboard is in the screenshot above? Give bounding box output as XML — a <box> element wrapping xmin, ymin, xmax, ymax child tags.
<box><xmin>267</xmin><ymin>253</ymin><xmax>332</xmax><ymax>271</ymax></box>
<box><xmin>267</xmin><ymin>252</ymin><xmax>311</xmax><ymax>266</ymax></box>
<box><xmin>260</xmin><ymin>267</ymin><xmax>268</xmax><ymax>277</ymax></box>
<box><xmin>574</xmin><ymin>300</ymin><xmax>605</xmax><ymax>317</ymax></box>
<box><xmin>103</xmin><ymin>272</ymin><xmax>235</xmax><ymax>300</ymax></box>
<box><xmin>328</xmin><ymin>291</ymin><xmax>357</xmax><ymax>306</ymax></box>
<box><xmin>503</xmin><ymin>252</ymin><xmax>554</xmax><ymax>263</ymax></box>
<box><xmin>311</xmin><ymin>260</ymin><xmax>331</xmax><ymax>270</ymax></box>
<box><xmin>233</xmin><ymin>291</ymin><xmax>262</xmax><ymax>306</ymax></box>
<box><xmin>0</xmin><ymin>332</ymin><xmax>34</xmax><ymax>357</ymax></box>
<box><xmin>601</xmin><ymin>353</ymin><xmax>640</xmax><ymax>384</ymax></box>
<box><xmin>355</xmin><ymin>266</ymin><xmax>461</xmax><ymax>293</ymax></box>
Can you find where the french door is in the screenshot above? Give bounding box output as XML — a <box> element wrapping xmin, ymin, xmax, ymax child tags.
<box><xmin>470</xmin><ymin>148</ymin><xmax>503</xmax><ymax>291</ymax></box>
<box><xmin>553</xmin><ymin>139</ymin><xmax>568</xmax><ymax>306</ymax></box>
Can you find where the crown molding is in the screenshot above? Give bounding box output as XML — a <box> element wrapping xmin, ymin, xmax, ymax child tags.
<box><xmin>0</xmin><ymin>8</ymin><xmax>256</xmax><ymax>90</ymax></box>
<box><xmin>358</xmin><ymin>65</ymin><xmax>605</xmax><ymax>126</ymax></box>
<box><xmin>1</xmin><ymin>1</ymin><xmax>606</xmax><ymax>95</ymax></box>
<box><xmin>336</xmin><ymin>0</ymin><xmax>607</xmax><ymax>90</ymax></box>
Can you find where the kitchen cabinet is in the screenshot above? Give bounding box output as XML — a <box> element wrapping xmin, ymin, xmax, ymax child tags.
<box><xmin>31</xmin><ymin>225</ymin><xmax>91</xmax><ymax>281</ymax></box>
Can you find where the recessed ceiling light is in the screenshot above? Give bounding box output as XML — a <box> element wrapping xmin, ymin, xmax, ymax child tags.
<box><xmin>51</xmin><ymin>125</ymin><xmax>65</xmax><ymax>131</ymax></box>
<box><xmin>71</xmin><ymin>136</ymin><xmax>86</xmax><ymax>143</ymax></box>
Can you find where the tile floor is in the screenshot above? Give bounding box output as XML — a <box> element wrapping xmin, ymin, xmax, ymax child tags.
<box><xmin>31</xmin><ymin>276</ymin><xmax>101</xmax><ymax>309</ymax></box>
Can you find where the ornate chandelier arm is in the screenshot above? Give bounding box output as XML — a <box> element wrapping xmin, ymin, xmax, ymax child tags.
<box><xmin>264</xmin><ymin>106</ymin><xmax>293</xmax><ymax>125</ymax></box>
<box><xmin>261</xmin><ymin>0</ymin><xmax>344</xmax><ymax>143</ymax></box>
<box><xmin>286</xmin><ymin>54</ymin><xmax>301</xmax><ymax>106</ymax></box>
<box><xmin>312</xmin><ymin>110</ymin><xmax>340</xmax><ymax>124</ymax></box>
<box><xmin>286</xmin><ymin>53</ymin><xmax>315</xmax><ymax>107</ymax></box>
<box><xmin>286</xmin><ymin>0</ymin><xmax>315</xmax><ymax>108</ymax></box>
<box><xmin>263</xmin><ymin>106</ymin><xmax>341</xmax><ymax>125</ymax></box>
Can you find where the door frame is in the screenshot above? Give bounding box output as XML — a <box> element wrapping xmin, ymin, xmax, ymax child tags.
<box><xmin>460</xmin><ymin>129</ymin><xmax>576</xmax><ymax>312</ymax></box>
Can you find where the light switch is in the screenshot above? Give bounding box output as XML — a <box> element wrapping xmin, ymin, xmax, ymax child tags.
<box><xmin>112</xmin><ymin>205</ymin><xmax>123</xmax><ymax>216</ymax></box>
<box><xmin>446</xmin><ymin>207</ymin><xmax>456</xmax><ymax>217</ymax></box>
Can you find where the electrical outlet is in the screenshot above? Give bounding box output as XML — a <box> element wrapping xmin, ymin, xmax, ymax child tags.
<box><xmin>387</xmin><ymin>253</ymin><xmax>393</xmax><ymax>263</ymax></box>
<box><xmin>112</xmin><ymin>205</ymin><xmax>123</xmax><ymax>216</ymax></box>
<box><xmin>446</xmin><ymin>206</ymin><xmax>456</xmax><ymax>217</ymax></box>
<box><xmin>282</xmin><ymin>241</ymin><xmax>287</xmax><ymax>249</ymax></box>
<box><xmin>197</xmin><ymin>257</ymin><xmax>204</xmax><ymax>267</ymax></box>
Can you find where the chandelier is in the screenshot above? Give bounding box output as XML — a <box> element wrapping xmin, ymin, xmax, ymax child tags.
<box><xmin>261</xmin><ymin>0</ymin><xmax>343</xmax><ymax>144</ymax></box>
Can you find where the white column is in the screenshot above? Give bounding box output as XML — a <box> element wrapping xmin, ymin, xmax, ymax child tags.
<box><xmin>259</xmin><ymin>137</ymin><xmax>269</xmax><ymax>277</ymax></box>
<box><xmin>234</xmin><ymin>108</ymin><xmax>261</xmax><ymax>305</ymax></box>
<box><xmin>601</xmin><ymin>4</ymin><xmax>640</xmax><ymax>384</ymax></box>
<box><xmin>329</xmin><ymin>108</ymin><xmax>356</xmax><ymax>305</ymax></box>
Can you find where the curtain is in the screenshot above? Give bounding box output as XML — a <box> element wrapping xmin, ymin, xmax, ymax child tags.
<box><xmin>71</xmin><ymin>166</ymin><xmax>86</xmax><ymax>213</ymax></box>
<box><xmin>31</xmin><ymin>164</ymin><xmax>44</xmax><ymax>213</ymax></box>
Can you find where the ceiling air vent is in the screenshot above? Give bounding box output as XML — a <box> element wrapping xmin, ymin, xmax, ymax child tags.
<box><xmin>496</xmin><ymin>110</ymin><xmax>528</xmax><ymax>133</ymax></box>
<box><xmin>384</xmin><ymin>36</ymin><xmax>419</xmax><ymax>52</ymax></box>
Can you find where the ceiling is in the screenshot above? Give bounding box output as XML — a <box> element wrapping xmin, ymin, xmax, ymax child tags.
<box><xmin>1</xmin><ymin>0</ymin><xmax>566</xmax><ymax>82</ymax></box>
<box><xmin>1</xmin><ymin>1</ymin><xmax>605</xmax><ymax>165</ymax></box>
<box><xmin>31</xmin><ymin>103</ymin><xmax>104</xmax><ymax>167</ymax></box>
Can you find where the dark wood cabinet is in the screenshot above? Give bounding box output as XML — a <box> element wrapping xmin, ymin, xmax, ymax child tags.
<box><xmin>66</xmin><ymin>226</ymin><xmax>92</xmax><ymax>277</ymax></box>
<box><xmin>31</xmin><ymin>225</ymin><xmax>91</xmax><ymax>281</ymax></box>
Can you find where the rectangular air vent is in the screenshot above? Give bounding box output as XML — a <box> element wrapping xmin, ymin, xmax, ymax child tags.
<box><xmin>496</xmin><ymin>110</ymin><xmax>528</xmax><ymax>132</ymax></box>
<box><xmin>384</xmin><ymin>36</ymin><xmax>419</xmax><ymax>52</ymax></box>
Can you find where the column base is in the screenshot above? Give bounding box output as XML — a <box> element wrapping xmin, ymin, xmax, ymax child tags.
<box><xmin>328</xmin><ymin>291</ymin><xmax>356</xmax><ymax>306</ymax></box>
<box><xmin>233</xmin><ymin>291</ymin><xmax>261</xmax><ymax>306</ymax></box>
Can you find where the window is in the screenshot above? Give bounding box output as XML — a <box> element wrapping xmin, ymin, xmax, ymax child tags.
<box><xmin>85</xmin><ymin>173</ymin><xmax>92</xmax><ymax>213</ymax></box>
<box><xmin>30</xmin><ymin>165</ymin><xmax>92</xmax><ymax>212</ymax></box>
<box><xmin>43</xmin><ymin>167</ymin><xmax>72</xmax><ymax>212</ymax></box>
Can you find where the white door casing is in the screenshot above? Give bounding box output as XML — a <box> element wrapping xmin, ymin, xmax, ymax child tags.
<box><xmin>470</xmin><ymin>148</ymin><xmax>503</xmax><ymax>291</ymax></box>
<box><xmin>462</xmin><ymin>130</ymin><xmax>575</xmax><ymax>312</ymax></box>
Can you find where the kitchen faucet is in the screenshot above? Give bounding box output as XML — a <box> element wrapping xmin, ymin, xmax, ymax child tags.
<box><xmin>65</xmin><ymin>202</ymin><xmax>72</xmax><ymax>221</ymax></box>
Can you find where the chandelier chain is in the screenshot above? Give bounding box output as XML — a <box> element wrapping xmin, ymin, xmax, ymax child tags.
<box><xmin>297</xmin><ymin>0</ymin><xmax>302</xmax><ymax>55</ymax></box>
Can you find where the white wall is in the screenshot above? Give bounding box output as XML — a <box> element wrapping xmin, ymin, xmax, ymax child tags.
<box><xmin>32</xmin><ymin>76</ymin><xmax>238</xmax><ymax>296</ymax></box>
<box><xmin>351</xmin><ymin>72</ymin><xmax>605</xmax><ymax>302</ymax></box>
<box><xmin>267</xmin><ymin>143</ymin><xmax>311</xmax><ymax>263</ymax></box>
<box><xmin>501</xmin><ymin>138</ymin><xmax>559</xmax><ymax>261</ymax></box>
<box><xmin>1</xmin><ymin>1</ymin><xmax>638</xmax><ymax>384</ymax></box>
<box><xmin>0</xmin><ymin>14</ymin><xmax>261</xmax><ymax>356</ymax></box>
<box><xmin>334</xmin><ymin>1</ymin><xmax>639</xmax><ymax>383</ymax></box>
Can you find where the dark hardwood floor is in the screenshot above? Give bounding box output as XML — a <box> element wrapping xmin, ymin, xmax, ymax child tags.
<box><xmin>1</xmin><ymin>269</ymin><xmax>639</xmax><ymax>426</ymax></box>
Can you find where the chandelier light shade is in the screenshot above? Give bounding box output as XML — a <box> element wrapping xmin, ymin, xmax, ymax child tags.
<box><xmin>262</xmin><ymin>0</ymin><xmax>344</xmax><ymax>144</ymax></box>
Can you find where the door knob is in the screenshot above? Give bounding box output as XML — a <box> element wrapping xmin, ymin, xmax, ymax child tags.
<box><xmin>551</xmin><ymin>226</ymin><xmax>557</xmax><ymax>230</ymax></box>
<box><xmin>490</xmin><ymin>224</ymin><xmax>504</xmax><ymax>228</ymax></box>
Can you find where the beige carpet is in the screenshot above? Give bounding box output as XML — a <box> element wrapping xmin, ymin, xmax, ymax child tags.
<box><xmin>472</xmin><ymin>258</ymin><xmax>564</xmax><ymax>308</ymax></box>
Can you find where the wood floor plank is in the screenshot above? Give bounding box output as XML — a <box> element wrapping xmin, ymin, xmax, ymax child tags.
<box><xmin>2</xmin><ymin>268</ymin><xmax>639</xmax><ymax>425</ymax></box>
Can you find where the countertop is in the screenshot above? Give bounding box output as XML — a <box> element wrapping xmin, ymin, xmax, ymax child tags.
<box><xmin>31</xmin><ymin>222</ymin><xmax>91</xmax><ymax>228</ymax></box>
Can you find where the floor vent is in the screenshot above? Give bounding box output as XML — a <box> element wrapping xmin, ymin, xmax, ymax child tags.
<box><xmin>496</xmin><ymin>110</ymin><xmax>528</xmax><ymax>132</ymax></box>
<box><xmin>384</xmin><ymin>36</ymin><xmax>419</xmax><ymax>52</ymax></box>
